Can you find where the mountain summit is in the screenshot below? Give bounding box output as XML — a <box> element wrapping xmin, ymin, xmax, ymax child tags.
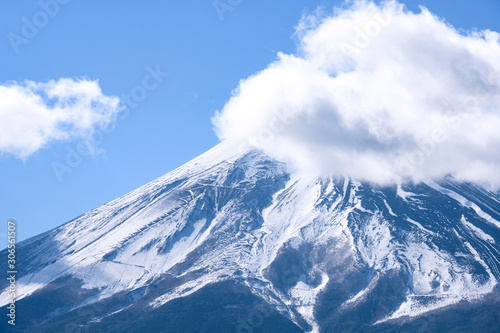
<box><xmin>2</xmin><ymin>142</ymin><xmax>500</xmax><ymax>332</ymax></box>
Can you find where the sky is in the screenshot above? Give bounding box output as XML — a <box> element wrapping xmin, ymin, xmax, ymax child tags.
<box><xmin>1</xmin><ymin>0</ymin><xmax>499</xmax><ymax>246</ymax></box>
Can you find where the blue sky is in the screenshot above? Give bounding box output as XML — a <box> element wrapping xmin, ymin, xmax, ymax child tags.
<box><xmin>1</xmin><ymin>0</ymin><xmax>499</xmax><ymax>246</ymax></box>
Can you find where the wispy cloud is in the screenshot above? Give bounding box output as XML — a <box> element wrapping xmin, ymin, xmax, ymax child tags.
<box><xmin>213</xmin><ymin>0</ymin><xmax>500</xmax><ymax>188</ymax></box>
<box><xmin>0</xmin><ymin>78</ymin><xmax>122</xmax><ymax>159</ymax></box>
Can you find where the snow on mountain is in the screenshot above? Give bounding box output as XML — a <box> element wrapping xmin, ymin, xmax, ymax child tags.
<box><xmin>1</xmin><ymin>141</ymin><xmax>500</xmax><ymax>332</ymax></box>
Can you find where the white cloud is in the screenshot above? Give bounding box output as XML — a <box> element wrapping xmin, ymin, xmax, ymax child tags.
<box><xmin>0</xmin><ymin>78</ymin><xmax>122</xmax><ymax>159</ymax></box>
<box><xmin>213</xmin><ymin>0</ymin><xmax>500</xmax><ymax>188</ymax></box>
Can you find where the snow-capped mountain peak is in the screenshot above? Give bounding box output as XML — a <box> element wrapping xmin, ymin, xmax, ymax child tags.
<box><xmin>2</xmin><ymin>142</ymin><xmax>500</xmax><ymax>332</ymax></box>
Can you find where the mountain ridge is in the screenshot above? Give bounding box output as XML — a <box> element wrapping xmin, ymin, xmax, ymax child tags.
<box><xmin>2</xmin><ymin>141</ymin><xmax>500</xmax><ymax>332</ymax></box>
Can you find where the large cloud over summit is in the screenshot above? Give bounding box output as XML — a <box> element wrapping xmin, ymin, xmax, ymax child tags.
<box><xmin>212</xmin><ymin>1</ymin><xmax>500</xmax><ymax>187</ymax></box>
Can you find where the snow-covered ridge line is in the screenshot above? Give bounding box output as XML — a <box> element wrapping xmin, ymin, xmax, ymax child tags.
<box><xmin>1</xmin><ymin>143</ymin><xmax>500</xmax><ymax>332</ymax></box>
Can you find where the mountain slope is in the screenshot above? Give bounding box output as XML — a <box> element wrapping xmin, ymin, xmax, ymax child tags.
<box><xmin>2</xmin><ymin>142</ymin><xmax>500</xmax><ymax>332</ymax></box>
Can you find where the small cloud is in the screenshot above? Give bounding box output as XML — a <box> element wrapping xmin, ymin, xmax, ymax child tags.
<box><xmin>213</xmin><ymin>0</ymin><xmax>500</xmax><ymax>188</ymax></box>
<box><xmin>0</xmin><ymin>78</ymin><xmax>122</xmax><ymax>159</ymax></box>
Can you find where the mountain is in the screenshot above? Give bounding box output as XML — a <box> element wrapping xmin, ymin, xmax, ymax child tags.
<box><xmin>2</xmin><ymin>141</ymin><xmax>500</xmax><ymax>332</ymax></box>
